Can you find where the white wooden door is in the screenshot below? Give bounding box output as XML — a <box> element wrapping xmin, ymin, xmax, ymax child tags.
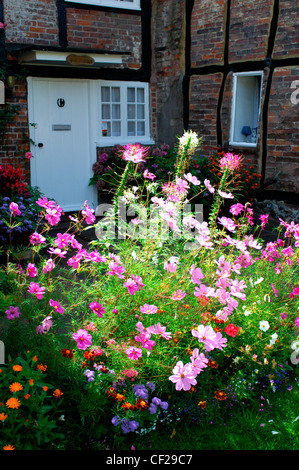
<box><xmin>28</xmin><ymin>78</ymin><xmax>97</xmax><ymax>212</ymax></box>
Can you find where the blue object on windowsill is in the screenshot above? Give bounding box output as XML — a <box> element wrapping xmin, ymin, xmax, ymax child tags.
<box><xmin>242</xmin><ymin>126</ymin><xmax>251</xmax><ymax>137</ymax></box>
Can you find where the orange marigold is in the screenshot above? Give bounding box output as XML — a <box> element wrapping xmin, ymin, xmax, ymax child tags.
<box><xmin>0</xmin><ymin>412</ymin><xmax>8</xmax><ymax>421</ymax></box>
<box><xmin>3</xmin><ymin>444</ymin><xmax>15</xmax><ymax>450</ymax></box>
<box><xmin>135</xmin><ymin>398</ymin><xmax>149</xmax><ymax>410</ymax></box>
<box><xmin>214</xmin><ymin>390</ymin><xmax>227</xmax><ymax>400</ymax></box>
<box><xmin>197</xmin><ymin>400</ymin><xmax>207</xmax><ymax>409</ymax></box>
<box><xmin>53</xmin><ymin>389</ymin><xmax>63</xmax><ymax>398</ymax></box>
<box><xmin>24</xmin><ymin>394</ymin><xmax>30</xmax><ymax>400</ymax></box>
<box><xmin>12</xmin><ymin>365</ymin><xmax>22</xmax><ymax>372</ymax></box>
<box><xmin>121</xmin><ymin>402</ymin><xmax>134</xmax><ymax>411</ymax></box>
<box><xmin>6</xmin><ymin>397</ymin><xmax>21</xmax><ymax>409</ymax></box>
<box><xmin>37</xmin><ymin>363</ymin><xmax>47</xmax><ymax>373</ymax></box>
<box><xmin>29</xmin><ymin>379</ymin><xmax>34</xmax><ymax>385</ymax></box>
<box><xmin>9</xmin><ymin>382</ymin><xmax>23</xmax><ymax>393</ymax></box>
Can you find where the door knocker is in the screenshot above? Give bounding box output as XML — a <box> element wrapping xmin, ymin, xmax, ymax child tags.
<box><xmin>57</xmin><ymin>98</ymin><xmax>65</xmax><ymax>108</ymax></box>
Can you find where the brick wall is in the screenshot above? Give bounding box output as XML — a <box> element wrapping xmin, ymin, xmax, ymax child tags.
<box><xmin>3</xmin><ymin>0</ymin><xmax>59</xmax><ymax>46</ymax></box>
<box><xmin>66</xmin><ymin>7</ymin><xmax>142</xmax><ymax>68</ymax></box>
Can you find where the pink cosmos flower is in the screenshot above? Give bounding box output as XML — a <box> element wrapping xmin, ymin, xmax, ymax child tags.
<box><xmin>131</xmin><ymin>274</ymin><xmax>145</xmax><ymax>289</ymax></box>
<box><xmin>189</xmin><ymin>264</ymin><xmax>204</xmax><ymax>284</ymax></box>
<box><xmin>25</xmin><ymin>152</ymin><xmax>32</xmax><ymax>160</ymax></box>
<box><xmin>164</xmin><ymin>256</ymin><xmax>179</xmax><ymax>273</ymax></box>
<box><xmin>9</xmin><ymin>202</ymin><xmax>21</xmax><ymax>217</ymax></box>
<box><xmin>148</xmin><ymin>322</ymin><xmax>172</xmax><ymax>340</ymax></box>
<box><xmin>48</xmin><ymin>247</ymin><xmax>67</xmax><ymax>258</ymax></box>
<box><xmin>72</xmin><ymin>328</ymin><xmax>92</xmax><ymax>350</ymax></box>
<box><xmin>191</xmin><ymin>324</ymin><xmax>218</xmax><ymax>351</ymax></box>
<box><xmin>295</xmin><ymin>317</ymin><xmax>299</xmax><ymax>328</ymax></box>
<box><xmin>218</xmin><ymin>190</ymin><xmax>234</xmax><ymax>199</ymax></box>
<box><xmin>28</xmin><ymin>282</ymin><xmax>46</xmax><ymax>300</ymax></box>
<box><xmin>135</xmin><ymin>332</ymin><xmax>156</xmax><ymax>351</ymax></box>
<box><xmin>54</xmin><ymin>232</ymin><xmax>72</xmax><ymax>249</ymax></box>
<box><xmin>42</xmin><ymin>258</ymin><xmax>55</xmax><ymax>273</ymax></box>
<box><xmin>107</xmin><ymin>261</ymin><xmax>125</xmax><ymax>278</ymax></box>
<box><xmin>259</xmin><ymin>214</ymin><xmax>269</xmax><ymax>229</ymax></box>
<box><xmin>126</xmin><ymin>346</ymin><xmax>142</xmax><ymax>360</ymax></box>
<box><xmin>123</xmin><ymin>278</ymin><xmax>139</xmax><ymax>295</ymax></box>
<box><xmin>29</xmin><ymin>232</ymin><xmax>46</xmax><ymax>246</ymax></box>
<box><xmin>36</xmin><ymin>196</ymin><xmax>56</xmax><ymax>209</ymax></box>
<box><xmin>36</xmin><ymin>315</ymin><xmax>52</xmax><ymax>334</ymax></box>
<box><xmin>49</xmin><ymin>299</ymin><xmax>64</xmax><ymax>315</ymax></box>
<box><xmin>169</xmin><ymin>361</ymin><xmax>197</xmax><ymax>391</ymax></box>
<box><xmin>230</xmin><ymin>203</ymin><xmax>244</xmax><ymax>216</ymax></box>
<box><xmin>172</xmin><ymin>289</ymin><xmax>186</xmax><ymax>301</ymax></box>
<box><xmin>82</xmin><ymin>200</ymin><xmax>96</xmax><ymax>224</ymax></box>
<box><xmin>143</xmin><ymin>169</ymin><xmax>156</xmax><ymax>180</ymax></box>
<box><xmin>140</xmin><ymin>304</ymin><xmax>158</xmax><ymax>315</ymax></box>
<box><xmin>184</xmin><ymin>172</ymin><xmax>200</xmax><ymax>185</ymax></box>
<box><xmin>204</xmin><ymin>179</ymin><xmax>215</xmax><ymax>194</ymax></box>
<box><xmin>45</xmin><ymin>206</ymin><xmax>62</xmax><ymax>226</ymax></box>
<box><xmin>194</xmin><ymin>283</ymin><xmax>215</xmax><ymax>298</ymax></box>
<box><xmin>218</xmin><ymin>216</ymin><xmax>236</xmax><ymax>232</ymax></box>
<box><xmin>26</xmin><ymin>262</ymin><xmax>37</xmax><ymax>278</ymax></box>
<box><xmin>89</xmin><ymin>301</ymin><xmax>105</xmax><ymax>317</ymax></box>
<box><xmin>189</xmin><ymin>350</ymin><xmax>209</xmax><ymax>375</ymax></box>
<box><xmin>5</xmin><ymin>306</ymin><xmax>21</xmax><ymax>320</ymax></box>
<box><xmin>219</xmin><ymin>152</ymin><xmax>241</xmax><ymax>172</ymax></box>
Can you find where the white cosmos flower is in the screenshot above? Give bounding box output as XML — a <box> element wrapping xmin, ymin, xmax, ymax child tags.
<box><xmin>259</xmin><ymin>320</ymin><xmax>270</xmax><ymax>332</ymax></box>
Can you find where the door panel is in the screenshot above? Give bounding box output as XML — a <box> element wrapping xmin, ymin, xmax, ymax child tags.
<box><xmin>28</xmin><ymin>78</ymin><xmax>97</xmax><ymax>212</ymax></box>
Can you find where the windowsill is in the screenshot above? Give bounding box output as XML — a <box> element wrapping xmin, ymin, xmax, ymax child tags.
<box><xmin>64</xmin><ymin>1</ymin><xmax>141</xmax><ymax>11</ymax></box>
<box><xmin>95</xmin><ymin>137</ymin><xmax>155</xmax><ymax>147</ymax></box>
<box><xmin>229</xmin><ymin>141</ymin><xmax>258</xmax><ymax>149</ymax></box>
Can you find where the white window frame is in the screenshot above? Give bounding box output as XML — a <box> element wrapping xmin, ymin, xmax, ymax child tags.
<box><xmin>94</xmin><ymin>80</ymin><xmax>153</xmax><ymax>146</ymax></box>
<box><xmin>64</xmin><ymin>0</ymin><xmax>141</xmax><ymax>11</ymax></box>
<box><xmin>229</xmin><ymin>71</ymin><xmax>263</xmax><ymax>148</ymax></box>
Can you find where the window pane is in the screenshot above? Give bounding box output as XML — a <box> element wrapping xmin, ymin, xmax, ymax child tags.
<box><xmin>112</xmin><ymin>121</ymin><xmax>121</xmax><ymax>136</ymax></box>
<box><xmin>102</xmin><ymin>104</ymin><xmax>110</xmax><ymax>120</ymax></box>
<box><xmin>112</xmin><ymin>104</ymin><xmax>120</xmax><ymax>119</ymax></box>
<box><xmin>127</xmin><ymin>104</ymin><xmax>135</xmax><ymax>119</ymax></box>
<box><xmin>137</xmin><ymin>121</ymin><xmax>145</xmax><ymax>136</ymax></box>
<box><xmin>112</xmin><ymin>87</ymin><xmax>120</xmax><ymax>102</ymax></box>
<box><xmin>128</xmin><ymin>121</ymin><xmax>135</xmax><ymax>136</ymax></box>
<box><xmin>137</xmin><ymin>88</ymin><xmax>144</xmax><ymax>103</ymax></box>
<box><xmin>232</xmin><ymin>75</ymin><xmax>261</xmax><ymax>144</ymax></box>
<box><xmin>101</xmin><ymin>87</ymin><xmax>110</xmax><ymax>102</ymax></box>
<box><xmin>137</xmin><ymin>104</ymin><xmax>144</xmax><ymax>119</ymax></box>
<box><xmin>127</xmin><ymin>88</ymin><xmax>135</xmax><ymax>102</ymax></box>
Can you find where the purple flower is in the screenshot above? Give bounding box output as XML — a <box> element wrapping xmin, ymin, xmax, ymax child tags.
<box><xmin>5</xmin><ymin>306</ymin><xmax>21</xmax><ymax>320</ymax></box>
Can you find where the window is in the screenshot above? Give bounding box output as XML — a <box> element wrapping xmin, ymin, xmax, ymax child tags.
<box><xmin>98</xmin><ymin>81</ymin><xmax>152</xmax><ymax>145</ymax></box>
<box><xmin>64</xmin><ymin>0</ymin><xmax>140</xmax><ymax>10</ymax></box>
<box><xmin>230</xmin><ymin>71</ymin><xmax>263</xmax><ymax>147</ymax></box>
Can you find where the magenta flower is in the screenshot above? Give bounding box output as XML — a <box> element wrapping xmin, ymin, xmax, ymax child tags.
<box><xmin>169</xmin><ymin>361</ymin><xmax>197</xmax><ymax>391</ymax></box>
<box><xmin>219</xmin><ymin>152</ymin><xmax>241</xmax><ymax>172</ymax></box>
<box><xmin>122</xmin><ymin>143</ymin><xmax>148</xmax><ymax>163</ymax></box>
<box><xmin>123</xmin><ymin>278</ymin><xmax>139</xmax><ymax>295</ymax></box>
<box><xmin>189</xmin><ymin>351</ymin><xmax>209</xmax><ymax>375</ymax></box>
<box><xmin>48</xmin><ymin>247</ymin><xmax>67</xmax><ymax>258</ymax></box>
<box><xmin>36</xmin><ymin>197</ymin><xmax>56</xmax><ymax>209</ymax></box>
<box><xmin>9</xmin><ymin>202</ymin><xmax>21</xmax><ymax>217</ymax></box>
<box><xmin>132</xmin><ymin>274</ymin><xmax>145</xmax><ymax>289</ymax></box>
<box><xmin>72</xmin><ymin>328</ymin><xmax>92</xmax><ymax>350</ymax></box>
<box><xmin>25</xmin><ymin>152</ymin><xmax>32</xmax><ymax>160</ymax></box>
<box><xmin>107</xmin><ymin>261</ymin><xmax>125</xmax><ymax>278</ymax></box>
<box><xmin>172</xmin><ymin>289</ymin><xmax>186</xmax><ymax>301</ymax></box>
<box><xmin>5</xmin><ymin>306</ymin><xmax>21</xmax><ymax>320</ymax></box>
<box><xmin>295</xmin><ymin>317</ymin><xmax>299</xmax><ymax>328</ymax></box>
<box><xmin>126</xmin><ymin>346</ymin><xmax>142</xmax><ymax>360</ymax></box>
<box><xmin>26</xmin><ymin>262</ymin><xmax>37</xmax><ymax>278</ymax></box>
<box><xmin>191</xmin><ymin>324</ymin><xmax>218</xmax><ymax>351</ymax></box>
<box><xmin>82</xmin><ymin>200</ymin><xmax>96</xmax><ymax>224</ymax></box>
<box><xmin>49</xmin><ymin>299</ymin><xmax>64</xmax><ymax>315</ymax></box>
<box><xmin>28</xmin><ymin>282</ymin><xmax>46</xmax><ymax>300</ymax></box>
<box><xmin>140</xmin><ymin>304</ymin><xmax>158</xmax><ymax>315</ymax></box>
<box><xmin>54</xmin><ymin>232</ymin><xmax>72</xmax><ymax>249</ymax></box>
<box><xmin>89</xmin><ymin>301</ymin><xmax>105</xmax><ymax>317</ymax></box>
<box><xmin>29</xmin><ymin>232</ymin><xmax>46</xmax><ymax>246</ymax></box>
<box><xmin>45</xmin><ymin>206</ymin><xmax>62</xmax><ymax>226</ymax></box>
<box><xmin>229</xmin><ymin>203</ymin><xmax>244</xmax><ymax>216</ymax></box>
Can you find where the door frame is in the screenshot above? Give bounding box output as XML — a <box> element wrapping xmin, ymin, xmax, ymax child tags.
<box><xmin>27</xmin><ymin>76</ymin><xmax>98</xmax><ymax>211</ymax></box>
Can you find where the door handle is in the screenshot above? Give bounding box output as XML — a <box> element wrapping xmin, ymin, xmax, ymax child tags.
<box><xmin>38</xmin><ymin>143</ymin><xmax>44</xmax><ymax>148</ymax></box>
